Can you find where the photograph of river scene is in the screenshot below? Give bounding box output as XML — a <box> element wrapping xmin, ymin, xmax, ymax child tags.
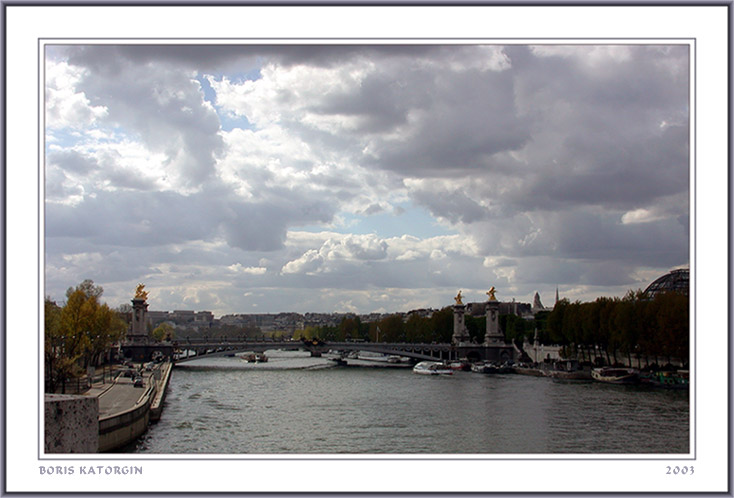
<box><xmin>43</xmin><ymin>39</ymin><xmax>692</xmax><ymax>457</ymax></box>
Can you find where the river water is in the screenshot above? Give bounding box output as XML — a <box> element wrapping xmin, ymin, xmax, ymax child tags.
<box><xmin>133</xmin><ymin>351</ymin><xmax>689</xmax><ymax>454</ymax></box>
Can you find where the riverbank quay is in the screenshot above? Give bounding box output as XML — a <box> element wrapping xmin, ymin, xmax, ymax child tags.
<box><xmin>96</xmin><ymin>361</ymin><xmax>172</xmax><ymax>452</ymax></box>
<box><xmin>45</xmin><ymin>361</ymin><xmax>173</xmax><ymax>452</ymax></box>
<box><xmin>150</xmin><ymin>361</ymin><xmax>172</xmax><ymax>421</ymax></box>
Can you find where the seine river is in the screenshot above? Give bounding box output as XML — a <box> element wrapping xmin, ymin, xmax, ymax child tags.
<box><xmin>133</xmin><ymin>351</ymin><xmax>689</xmax><ymax>454</ymax></box>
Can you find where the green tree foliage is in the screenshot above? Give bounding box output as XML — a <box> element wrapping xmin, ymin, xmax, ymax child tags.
<box><xmin>62</xmin><ymin>281</ymin><xmax>127</xmax><ymax>369</ymax></box>
<box><xmin>339</xmin><ymin>316</ymin><xmax>362</xmax><ymax>341</ymax></box>
<box><xmin>499</xmin><ymin>314</ymin><xmax>529</xmax><ymax>345</ymax></box>
<box><xmin>375</xmin><ymin>314</ymin><xmax>406</xmax><ymax>342</ymax></box>
<box><xmin>430</xmin><ymin>307</ymin><xmax>454</xmax><ymax>343</ymax></box>
<box><xmin>544</xmin><ymin>290</ymin><xmax>689</xmax><ymax>366</ymax></box>
<box><xmin>44</xmin><ymin>297</ymin><xmax>79</xmax><ymax>393</ymax></box>
<box><xmin>464</xmin><ymin>315</ymin><xmax>486</xmax><ymax>343</ymax></box>
<box><xmin>45</xmin><ymin>280</ymin><xmax>127</xmax><ymax>393</ymax></box>
<box><xmin>655</xmin><ymin>291</ymin><xmax>689</xmax><ymax>364</ymax></box>
<box><xmin>152</xmin><ymin>322</ymin><xmax>175</xmax><ymax>342</ymax></box>
<box><xmin>293</xmin><ymin>326</ymin><xmax>320</xmax><ymax>341</ymax></box>
<box><xmin>547</xmin><ymin>298</ymin><xmax>569</xmax><ymax>344</ymax></box>
<box><xmin>533</xmin><ymin>310</ymin><xmax>550</xmax><ymax>343</ymax></box>
<box><xmin>405</xmin><ymin>313</ymin><xmax>433</xmax><ymax>343</ymax></box>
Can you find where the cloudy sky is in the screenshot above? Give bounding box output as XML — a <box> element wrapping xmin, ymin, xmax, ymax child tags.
<box><xmin>44</xmin><ymin>44</ymin><xmax>690</xmax><ymax>316</ymax></box>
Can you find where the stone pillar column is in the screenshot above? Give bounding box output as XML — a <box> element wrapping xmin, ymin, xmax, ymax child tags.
<box><xmin>484</xmin><ymin>299</ymin><xmax>503</xmax><ymax>345</ymax></box>
<box><xmin>452</xmin><ymin>304</ymin><xmax>470</xmax><ymax>345</ymax></box>
<box><xmin>130</xmin><ymin>298</ymin><xmax>149</xmax><ymax>344</ymax></box>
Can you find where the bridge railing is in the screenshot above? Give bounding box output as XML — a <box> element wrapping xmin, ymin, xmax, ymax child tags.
<box><xmin>172</xmin><ymin>340</ymin><xmax>453</xmax><ymax>355</ymax></box>
<box><xmin>173</xmin><ymin>337</ymin><xmax>451</xmax><ymax>349</ymax></box>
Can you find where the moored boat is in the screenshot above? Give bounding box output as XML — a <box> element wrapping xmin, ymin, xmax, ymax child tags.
<box><xmin>543</xmin><ymin>359</ymin><xmax>592</xmax><ymax>380</ymax></box>
<box><xmin>413</xmin><ymin>361</ymin><xmax>453</xmax><ymax>375</ymax></box>
<box><xmin>591</xmin><ymin>367</ymin><xmax>639</xmax><ymax>384</ymax></box>
<box><xmin>513</xmin><ymin>363</ymin><xmax>545</xmax><ymax>376</ymax></box>
<box><xmin>641</xmin><ymin>369</ymin><xmax>689</xmax><ymax>389</ymax></box>
<box><xmin>244</xmin><ymin>353</ymin><xmax>268</xmax><ymax>363</ymax></box>
<box><xmin>449</xmin><ymin>361</ymin><xmax>471</xmax><ymax>371</ymax></box>
<box><xmin>497</xmin><ymin>361</ymin><xmax>515</xmax><ymax>374</ymax></box>
<box><xmin>471</xmin><ymin>361</ymin><xmax>499</xmax><ymax>374</ymax></box>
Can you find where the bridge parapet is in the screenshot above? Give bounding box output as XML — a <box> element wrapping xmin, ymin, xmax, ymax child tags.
<box><xmin>173</xmin><ymin>339</ymin><xmax>512</xmax><ymax>363</ymax></box>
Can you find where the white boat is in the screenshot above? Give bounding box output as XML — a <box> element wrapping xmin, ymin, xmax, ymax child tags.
<box><xmin>413</xmin><ymin>361</ymin><xmax>453</xmax><ymax>375</ymax></box>
<box><xmin>244</xmin><ymin>353</ymin><xmax>268</xmax><ymax>363</ymax></box>
<box><xmin>592</xmin><ymin>367</ymin><xmax>639</xmax><ymax>384</ymax></box>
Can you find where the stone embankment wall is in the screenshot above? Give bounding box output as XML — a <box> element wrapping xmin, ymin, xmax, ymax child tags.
<box><xmin>522</xmin><ymin>342</ymin><xmax>563</xmax><ymax>363</ymax></box>
<box><xmin>98</xmin><ymin>361</ymin><xmax>173</xmax><ymax>452</ymax></box>
<box><xmin>45</xmin><ymin>394</ymin><xmax>99</xmax><ymax>453</ymax></box>
<box><xmin>98</xmin><ymin>381</ymin><xmax>156</xmax><ymax>452</ymax></box>
<box><xmin>150</xmin><ymin>362</ymin><xmax>172</xmax><ymax>422</ymax></box>
<box><xmin>45</xmin><ymin>362</ymin><xmax>173</xmax><ymax>453</ymax></box>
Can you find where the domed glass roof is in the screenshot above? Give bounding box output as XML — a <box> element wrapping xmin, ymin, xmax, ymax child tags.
<box><xmin>643</xmin><ymin>268</ymin><xmax>689</xmax><ymax>298</ymax></box>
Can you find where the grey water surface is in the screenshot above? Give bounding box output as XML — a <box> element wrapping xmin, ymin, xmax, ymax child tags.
<box><xmin>133</xmin><ymin>351</ymin><xmax>689</xmax><ymax>454</ymax></box>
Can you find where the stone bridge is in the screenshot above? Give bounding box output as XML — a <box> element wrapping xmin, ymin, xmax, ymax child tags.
<box><xmin>172</xmin><ymin>338</ymin><xmax>513</xmax><ymax>364</ymax></box>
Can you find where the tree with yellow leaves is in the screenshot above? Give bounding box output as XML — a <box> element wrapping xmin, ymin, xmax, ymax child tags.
<box><xmin>45</xmin><ymin>280</ymin><xmax>127</xmax><ymax>393</ymax></box>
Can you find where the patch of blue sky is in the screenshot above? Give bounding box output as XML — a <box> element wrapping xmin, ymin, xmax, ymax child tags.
<box><xmin>45</xmin><ymin>124</ymin><xmax>130</xmax><ymax>151</ymax></box>
<box><xmin>197</xmin><ymin>70</ymin><xmax>261</xmax><ymax>132</ymax></box>
<box><xmin>46</xmin><ymin>127</ymin><xmax>81</xmax><ymax>148</ymax></box>
<box><xmin>219</xmin><ymin>113</ymin><xmax>254</xmax><ymax>133</ymax></box>
<box><xmin>299</xmin><ymin>203</ymin><xmax>455</xmax><ymax>239</ymax></box>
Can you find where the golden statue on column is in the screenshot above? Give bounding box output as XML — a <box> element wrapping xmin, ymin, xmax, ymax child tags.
<box><xmin>486</xmin><ymin>286</ymin><xmax>497</xmax><ymax>301</ymax></box>
<box><xmin>454</xmin><ymin>290</ymin><xmax>463</xmax><ymax>305</ymax></box>
<box><xmin>134</xmin><ymin>283</ymin><xmax>149</xmax><ymax>301</ymax></box>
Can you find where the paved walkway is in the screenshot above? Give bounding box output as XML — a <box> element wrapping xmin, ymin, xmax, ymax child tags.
<box><xmin>86</xmin><ymin>367</ymin><xmax>157</xmax><ymax>418</ymax></box>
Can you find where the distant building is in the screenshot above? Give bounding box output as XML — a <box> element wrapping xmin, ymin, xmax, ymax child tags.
<box><xmin>147</xmin><ymin>311</ymin><xmax>170</xmax><ymax>328</ymax></box>
<box><xmin>531</xmin><ymin>292</ymin><xmax>545</xmax><ymax>314</ymax></box>
<box><xmin>406</xmin><ymin>308</ymin><xmax>436</xmax><ymax>319</ymax></box>
<box><xmin>644</xmin><ymin>268</ymin><xmax>689</xmax><ymax>298</ymax></box>
<box><xmin>465</xmin><ymin>300</ymin><xmax>532</xmax><ymax>318</ymax></box>
<box><xmin>171</xmin><ymin>310</ymin><xmax>196</xmax><ymax>323</ymax></box>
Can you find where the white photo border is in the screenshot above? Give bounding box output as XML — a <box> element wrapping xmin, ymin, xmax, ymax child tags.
<box><xmin>5</xmin><ymin>4</ymin><xmax>728</xmax><ymax>494</ymax></box>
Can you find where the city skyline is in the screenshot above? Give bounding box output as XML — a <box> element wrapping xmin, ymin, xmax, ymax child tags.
<box><xmin>45</xmin><ymin>44</ymin><xmax>690</xmax><ymax>315</ymax></box>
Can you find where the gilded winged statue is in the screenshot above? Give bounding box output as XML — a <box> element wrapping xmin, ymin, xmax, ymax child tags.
<box><xmin>454</xmin><ymin>290</ymin><xmax>463</xmax><ymax>305</ymax></box>
<box><xmin>134</xmin><ymin>284</ymin><xmax>149</xmax><ymax>300</ymax></box>
<box><xmin>487</xmin><ymin>287</ymin><xmax>497</xmax><ymax>301</ymax></box>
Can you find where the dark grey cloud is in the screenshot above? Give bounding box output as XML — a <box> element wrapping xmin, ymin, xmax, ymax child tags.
<box><xmin>46</xmin><ymin>184</ymin><xmax>336</xmax><ymax>253</ymax></box>
<box><xmin>411</xmin><ymin>188</ymin><xmax>491</xmax><ymax>224</ymax></box>
<box><xmin>358</xmin><ymin>67</ymin><xmax>529</xmax><ymax>175</ymax></box>
<box><xmin>46</xmin><ymin>190</ymin><xmax>218</xmax><ymax>245</ymax></box>
<box><xmin>48</xmin><ymin>149</ymin><xmax>97</xmax><ymax>175</ymax></box>
<box><xmin>521</xmin><ymin>124</ymin><xmax>688</xmax><ymax>211</ymax></box>
<box><xmin>220</xmin><ymin>195</ymin><xmax>333</xmax><ymax>252</ymax></box>
<box><xmin>554</xmin><ymin>212</ymin><xmax>687</xmax><ymax>268</ymax></box>
<box><xmin>55</xmin><ymin>44</ymin><xmax>455</xmax><ymax>73</ymax></box>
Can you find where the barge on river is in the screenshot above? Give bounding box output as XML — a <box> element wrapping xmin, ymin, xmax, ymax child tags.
<box><xmin>413</xmin><ymin>361</ymin><xmax>453</xmax><ymax>375</ymax></box>
<box><xmin>591</xmin><ymin>367</ymin><xmax>640</xmax><ymax>384</ymax></box>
